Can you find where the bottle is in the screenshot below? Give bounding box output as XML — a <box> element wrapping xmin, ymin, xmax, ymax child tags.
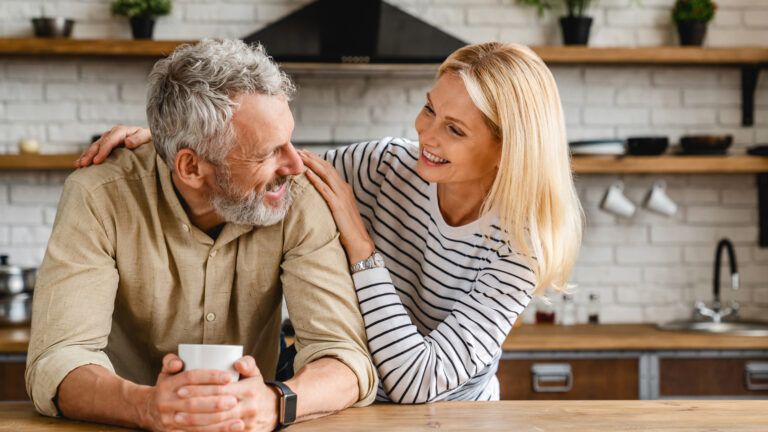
<box><xmin>561</xmin><ymin>294</ymin><xmax>576</xmax><ymax>326</ymax></box>
<box><xmin>587</xmin><ymin>293</ymin><xmax>600</xmax><ymax>324</ymax></box>
<box><xmin>534</xmin><ymin>295</ymin><xmax>556</xmax><ymax>324</ymax></box>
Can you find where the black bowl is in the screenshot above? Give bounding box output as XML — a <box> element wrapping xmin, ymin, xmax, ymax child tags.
<box><xmin>626</xmin><ymin>136</ymin><xmax>669</xmax><ymax>156</ymax></box>
<box><xmin>32</xmin><ymin>17</ymin><xmax>74</xmax><ymax>38</ymax></box>
<box><xmin>680</xmin><ymin>135</ymin><xmax>732</xmax><ymax>155</ymax></box>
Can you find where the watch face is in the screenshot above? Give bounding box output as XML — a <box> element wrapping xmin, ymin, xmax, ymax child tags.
<box><xmin>373</xmin><ymin>253</ymin><xmax>385</xmax><ymax>267</ymax></box>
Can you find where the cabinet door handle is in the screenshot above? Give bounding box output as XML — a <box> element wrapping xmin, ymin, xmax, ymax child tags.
<box><xmin>745</xmin><ymin>362</ymin><xmax>768</xmax><ymax>391</ymax></box>
<box><xmin>531</xmin><ymin>363</ymin><xmax>573</xmax><ymax>393</ymax></box>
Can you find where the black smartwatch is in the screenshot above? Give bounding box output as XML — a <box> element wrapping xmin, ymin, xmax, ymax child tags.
<box><xmin>267</xmin><ymin>380</ymin><xmax>297</xmax><ymax>430</ymax></box>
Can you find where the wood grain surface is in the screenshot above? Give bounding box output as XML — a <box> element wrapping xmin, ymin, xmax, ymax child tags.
<box><xmin>1</xmin><ymin>400</ymin><xmax>767</xmax><ymax>431</ymax></box>
<box><xmin>5</xmin><ymin>325</ymin><xmax>768</xmax><ymax>354</ymax></box>
<box><xmin>502</xmin><ymin>324</ymin><xmax>768</xmax><ymax>351</ymax></box>
<box><xmin>3</xmin><ymin>154</ymin><xmax>768</xmax><ymax>173</ymax></box>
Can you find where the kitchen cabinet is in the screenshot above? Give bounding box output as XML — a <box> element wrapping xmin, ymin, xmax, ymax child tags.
<box><xmin>0</xmin><ymin>354</ymin><xmax>28</xmax><ymax>401</ymax></box>
<box><xmin>659</xmin><ymin>354</ymin><xmax>768</xmax><ymax>397</ymax></box>
<box><xmin>498</xmin><ymin>356</ymin><xmax>639</xmax><ymax>400</ymax></box>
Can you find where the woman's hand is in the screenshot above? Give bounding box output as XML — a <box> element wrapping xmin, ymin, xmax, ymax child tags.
<box><xmin>75</xmin><ymin>125</ymin><xmax>152</xmax><ymax>168</ymax></box>
<box><xmin>299</xmin><ymin>150</ymin><xmax>376</xmax><ymax>265</ymax></box>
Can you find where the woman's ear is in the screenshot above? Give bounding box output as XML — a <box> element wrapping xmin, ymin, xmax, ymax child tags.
<box><xmin>173</xmin><ymin>149</ymin><xmax>208</xmax><ymax>189</ymax></box>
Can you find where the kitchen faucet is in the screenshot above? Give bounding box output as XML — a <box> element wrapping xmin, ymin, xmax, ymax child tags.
<box><xmin>695</xmin><ymin>238</ymin><xmax>740</xmax><ymax>323</ymax></box>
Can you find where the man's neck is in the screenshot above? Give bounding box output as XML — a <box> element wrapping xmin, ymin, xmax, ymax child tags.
<box><xmin>171</xmin><ymin>172</ymin><xmax>225</xmax><ymax>233</ymax></box>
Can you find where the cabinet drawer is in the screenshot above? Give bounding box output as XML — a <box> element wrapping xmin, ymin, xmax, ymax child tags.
<box><xmin>497</xmin><ymin>358</ymin><xmax>639</xmax><ymax>400</ymax></box>
<box><xmin>660</xmin><ymin>357</ymin><xmax>768</xmax><ymax>397</ymax></box>
<box><xmin>0</xmin><ymin>360</ymin><xmax>28</xmax><ymax>401</ymax></box>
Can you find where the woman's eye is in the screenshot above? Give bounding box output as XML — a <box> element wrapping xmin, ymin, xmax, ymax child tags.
<box><xmin>423</xmin><ymin>104</ymin><xmax>435</xmax><ymax>115</ymax></box>
<box><xmin>449</xmin><ymin>126</ymin><xmax>464</xmax><ymax>137</ymax></box>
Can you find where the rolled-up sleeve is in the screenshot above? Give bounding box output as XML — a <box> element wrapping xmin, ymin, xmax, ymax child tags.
<box><xmin>280</xmin><ymin>175</ymin><xmax>378</xmax><ymax>407</ymax></box>
<box><xmin>25</xmin><ymin>179</ymin><xmax>119</xmax><ymax>417</ymax></box>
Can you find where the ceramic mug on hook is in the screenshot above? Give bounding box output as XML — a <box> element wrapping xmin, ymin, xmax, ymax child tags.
<box><xmin>644</xmin><ymin>180</ymin><xmax>678</xmax><ymax>216</ymax></box>
<box><xmin>599</xmin><ymin>180</ymin><xmax>636</xmax><ymax>218</ymax></box>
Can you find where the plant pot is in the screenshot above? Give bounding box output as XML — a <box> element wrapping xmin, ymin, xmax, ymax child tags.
<box><xmin>560</xmin><ymin>16</ymin><xmax>593</xmax><ymax>46</ymax></box>
<box><xmin>676</xmin><ymin>21</ymin><xmax>708</xmax><ymax>46</ymax></box>
<box><xmin>130</xmin><ymin>16</ymin><xmax>156</xmax><ymax>40</ymax></box>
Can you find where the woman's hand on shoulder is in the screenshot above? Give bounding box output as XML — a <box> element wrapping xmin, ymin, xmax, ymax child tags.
<box><xmin>299</xmin><ymin>149</ymin><xmax>376</xmax><ymax>265</ymax></box>
<box><xmin>74</xmin><ymin>125</ymin><xmax>152</xmax><ymax>168</ymax></box>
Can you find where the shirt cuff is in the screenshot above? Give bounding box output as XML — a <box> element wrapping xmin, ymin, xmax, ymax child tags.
<box><xmin>352</xmin><ymin>267</ymin><xmax>398</xmax><ymax>311</ymax></box>
<box><xmin>292</xmin><ymin>342</ymin><xmax>378</xmax><ymax>407</ymax></box>
<box><xmin>27</xmin><ymin>346</ymin><xmax>115</xmax><ymax>417</ymax></box>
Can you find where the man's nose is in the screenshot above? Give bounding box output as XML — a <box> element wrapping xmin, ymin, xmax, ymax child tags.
<box><xmin>277</xmin><ymin>143</ymin><xmax>304</xmax><ymax>176</ymax></box>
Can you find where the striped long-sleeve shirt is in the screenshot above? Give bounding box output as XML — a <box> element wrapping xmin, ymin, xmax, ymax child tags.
<box><xmin>323</xmin><ymin>137</ymin><xmax>536</xmax><ymax>403</ymax></box>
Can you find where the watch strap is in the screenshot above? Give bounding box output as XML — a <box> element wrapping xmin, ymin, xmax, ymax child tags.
<box><xmin>267</xmin><ymin>380</ymin><xmax>297</xmax><ymax>429</ymax></box>
<box><xmin>349</xmin><ymin>251</ymin><xmax>385</xmax><ymax>274</ymax></box>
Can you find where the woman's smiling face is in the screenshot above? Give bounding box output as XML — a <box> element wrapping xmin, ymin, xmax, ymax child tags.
<box><xmin>414</xmin><ymin>72</ymin><xmax>501</xmax><ymax>188</ymax></box>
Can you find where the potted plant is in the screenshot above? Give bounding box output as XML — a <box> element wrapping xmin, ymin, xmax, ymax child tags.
<box><xmin>112</xmin><ymin>0</ymin><xmax>172</xmax><ymax>40</ymax></box>
<box><xmin>517</xmin><ymin>0</ymin><xmax>596</xmax><ymax>45</ymax></box>
<box><xmin>672</xmin><ymin>0</ymin><xmax>717</xmax><ymax>46</ymax></box>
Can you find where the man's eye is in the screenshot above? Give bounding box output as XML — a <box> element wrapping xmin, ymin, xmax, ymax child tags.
<box><xmin>423</xmin><ymin>104</ymin><xmax>435</xmax><ymax>115</ymax></box>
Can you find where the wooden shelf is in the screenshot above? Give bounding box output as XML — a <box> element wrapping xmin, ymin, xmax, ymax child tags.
<box><xmin>0</xmin><ymin>154</ymin><xmax>78</xmax><ymax>170</ymax></box>
<box><xmin>572</xmin><ymin>155</ymin><xmax>768</xmax><ymax>174</ymax></box>
<box><xmin>0</xmin><ymin>38</ymin><xmax>192</xmax><ymax>57</ymax></box>
<box><xmin>1</xmin><ymin>38</ymin><xmax>768</xmax><ymax>65</ymax></box>
<box><xmin>2</xmin><ymin>153</ymin><xmax>767</xmax><ymax>173</ymax></box>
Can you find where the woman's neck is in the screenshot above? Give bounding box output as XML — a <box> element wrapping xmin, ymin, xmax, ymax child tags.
<box><xmin>436</xmin><ymin>176</ymin><xmax>495</xmax><ymax>227</ymax></box>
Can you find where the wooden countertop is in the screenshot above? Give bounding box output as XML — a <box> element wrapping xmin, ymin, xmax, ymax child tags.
<box><xmin>4</xmin><ymin>324</ymin><xmax>768</xmax><ymax>354</ymax></box>
<box><xmin>0</xmin><ymin>327</ymin><xmax>31</xmax><ymax>353</ymax></box>
<box><xmin>1</xmin><ymin>400</ymin><xmax>767</xmax><ymax>431</ymax></box>
<box><xmin>503</xmin><ymin>324</ymin><xmax>768</xmax><ymax>351</ymax></box>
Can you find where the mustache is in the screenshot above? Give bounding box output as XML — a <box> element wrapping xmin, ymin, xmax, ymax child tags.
<box><xmin>264</xmin><ymin>176</ymin><xmax>289</xmax><ymax>192</ymax></box>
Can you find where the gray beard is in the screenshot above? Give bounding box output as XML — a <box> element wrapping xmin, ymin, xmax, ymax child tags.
<box><xmin>211</xmin><ymin>165</ymin><xmax>293</xmax><ymax>227</ymax></box>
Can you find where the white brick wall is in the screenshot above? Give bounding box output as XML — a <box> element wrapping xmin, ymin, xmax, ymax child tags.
<box><xmin>0</xmin><ymin>0</ymin><xmax>767</xmax><ymax>322</ymax></box>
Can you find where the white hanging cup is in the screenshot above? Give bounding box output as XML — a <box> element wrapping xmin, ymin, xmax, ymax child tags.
<box><xmin>599</xmin><ymin>180</ymin><xmax>636</xmax><ymax>218</ymax></box>
<box><xmin>644</xmin><ymin>180</ymin><xmax>678</xmax><ymax>217</ymax></box>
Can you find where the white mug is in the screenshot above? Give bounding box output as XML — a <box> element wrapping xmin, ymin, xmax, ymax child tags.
<box><xmin>599</xmin><ymin>180</ymin><xmax>636</xmax><ymax>218</ymax></box>
<box><xmin>178</xmin><ymin>344</ymin><xmax>243</xmax><ymax>382</ymax></box>
<box><xmin>644</xmin><ymin>180</ymin><xmax>678</xmax><ymax>216</ymax></box>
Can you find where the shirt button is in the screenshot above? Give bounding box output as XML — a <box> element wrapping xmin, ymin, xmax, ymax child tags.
<box><xmin>206</xmin><ymin>312</ymin><xmax>216</xmax><ymax>322</ymax></box>
<box><xmin>209</xmin><ymin>249</ymin><xmax>218</xmax><ymax>258</ymax></box>
<box><xmin>182</xmin><ymin>224</ymin><xmax>190</xmax><ymax>232</ymax></box>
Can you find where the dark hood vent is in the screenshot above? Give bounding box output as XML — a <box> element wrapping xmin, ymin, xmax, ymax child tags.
<box><xmin>243</xmin><ymin>0</ymin><xmax>466</xmax><ymax>63</ymax></box>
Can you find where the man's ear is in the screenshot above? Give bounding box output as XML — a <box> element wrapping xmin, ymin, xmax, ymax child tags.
<box><xmin>173</xmin><ymin>149</ymin><xmax>209</xmax><ymax>189</ymax></box>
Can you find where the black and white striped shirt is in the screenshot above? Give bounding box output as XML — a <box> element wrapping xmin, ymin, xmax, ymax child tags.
<box><xmin>324</xmin><ymin>137</ymin><xmax>536</xmax><ymax>403</ymax></box>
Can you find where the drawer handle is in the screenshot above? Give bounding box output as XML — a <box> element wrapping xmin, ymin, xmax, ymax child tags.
<box><xmin>531</xmin><ymin>363</ymin><xmax>573</xmax><ymax>393</ymax></box>
<box><xmin>745</xmin><ymin>362</ymin><xmax>768</xmax><ymax>391</ymax></box>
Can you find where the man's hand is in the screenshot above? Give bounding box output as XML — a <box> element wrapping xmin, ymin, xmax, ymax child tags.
<box><xmin>171</xmin><ymin>356</ymin><xmax>278</xmax><ymax>432</ymax></box>
<box><xmin>141</xmin><ymin>354</ymin><xmax>242</xmax><ymax>432</ymax></box>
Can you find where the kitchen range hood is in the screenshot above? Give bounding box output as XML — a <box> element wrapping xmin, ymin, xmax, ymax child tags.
<box><xmin>243</xmin><ymin>0</ymin><xmax>466</xmax><ymax>63</ymax></box>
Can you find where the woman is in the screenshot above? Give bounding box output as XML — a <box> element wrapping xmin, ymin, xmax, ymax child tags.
<box><xmin>77</xmin><ymin>42</ymin><xmax>583</xmax><ymax>403</ymax></box>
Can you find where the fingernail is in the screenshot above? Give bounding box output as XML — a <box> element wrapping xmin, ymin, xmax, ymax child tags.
<box><xmin>230</xmin><ymin>421</ymin><xmax>244</xmax><ymax>432</ymax></box>
<box><xmin>177</xmin><ymin>387</ymin><xmax>189</xmax><ymax>398</ymax></box>
<box><xmin>174</xmin><ymin>413</ymin><xmax>185</xmax><ymax>423</ymax></box>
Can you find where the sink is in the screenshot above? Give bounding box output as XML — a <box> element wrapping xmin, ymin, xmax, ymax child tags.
<box><xmin>657</xmin><ymin>320</ymin><xmax>768</xmax><ymax>336</ymax></box>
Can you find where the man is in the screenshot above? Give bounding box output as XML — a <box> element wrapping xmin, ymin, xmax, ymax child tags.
<box><xmin>26</xmin><ymin>39</ymin><xmax>377</xmax><ymax>431</ymax></box>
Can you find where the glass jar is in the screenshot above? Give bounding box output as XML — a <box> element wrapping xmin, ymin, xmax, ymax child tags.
<box><xmin>560</xmin><ymin>294</ymin><xmax>576</xmax><ymax>326</ymax></box>
<box><xmin>587</xmin><ymin>293</ymin><xmax>600</xmax><ymax>324</ymax></box>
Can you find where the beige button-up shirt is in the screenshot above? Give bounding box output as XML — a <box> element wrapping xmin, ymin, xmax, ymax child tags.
<box><xmin>25</xmin><ymin>145</ymin><xmax>377</xmax><ymax>416</ymax></box>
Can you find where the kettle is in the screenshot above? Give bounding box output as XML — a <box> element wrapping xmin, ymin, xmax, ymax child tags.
<box><xmin>0</xmin><ymin>255</ymin><xmax>25</xmax><ymax>296</ymax></box>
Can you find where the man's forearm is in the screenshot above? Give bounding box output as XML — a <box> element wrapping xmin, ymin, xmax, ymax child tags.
<box><xmin>57</xmin><ymin>365</ymin><xmax>150</xmax><ymax>429</ymax></box>
<box><xmin>285</xmin><ymin>357</ymin><xmax>359</xmax><ymax>422</ymax></box>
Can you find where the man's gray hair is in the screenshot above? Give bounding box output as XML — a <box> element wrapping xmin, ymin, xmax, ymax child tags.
<box><xmin>146</xmin><ymin>38</ymin><xmax>295</xmax><ymax>167</ymax></box>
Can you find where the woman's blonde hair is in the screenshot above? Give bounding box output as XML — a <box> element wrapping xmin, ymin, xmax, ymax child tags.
<box><xmin>438</xmin><ymin>42</ymin><xmax>583</xmax><ymax>294</ymax></box>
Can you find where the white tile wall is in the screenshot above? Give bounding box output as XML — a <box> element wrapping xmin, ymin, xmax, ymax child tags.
<box><xmin>0</xmin><ymin>0</ymin><xmax>767</xmax><ymax>322</ymax></box>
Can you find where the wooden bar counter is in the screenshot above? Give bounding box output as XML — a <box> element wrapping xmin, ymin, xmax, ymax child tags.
<box><xmin>1</xmin><ymin>400</ymin><xmax>767</xmax><ymax>431</ymax></box>
<box><xmin>4</xmin><ymin>324</ymin><xmax>768</xmax><ymax>354</ymax></box>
